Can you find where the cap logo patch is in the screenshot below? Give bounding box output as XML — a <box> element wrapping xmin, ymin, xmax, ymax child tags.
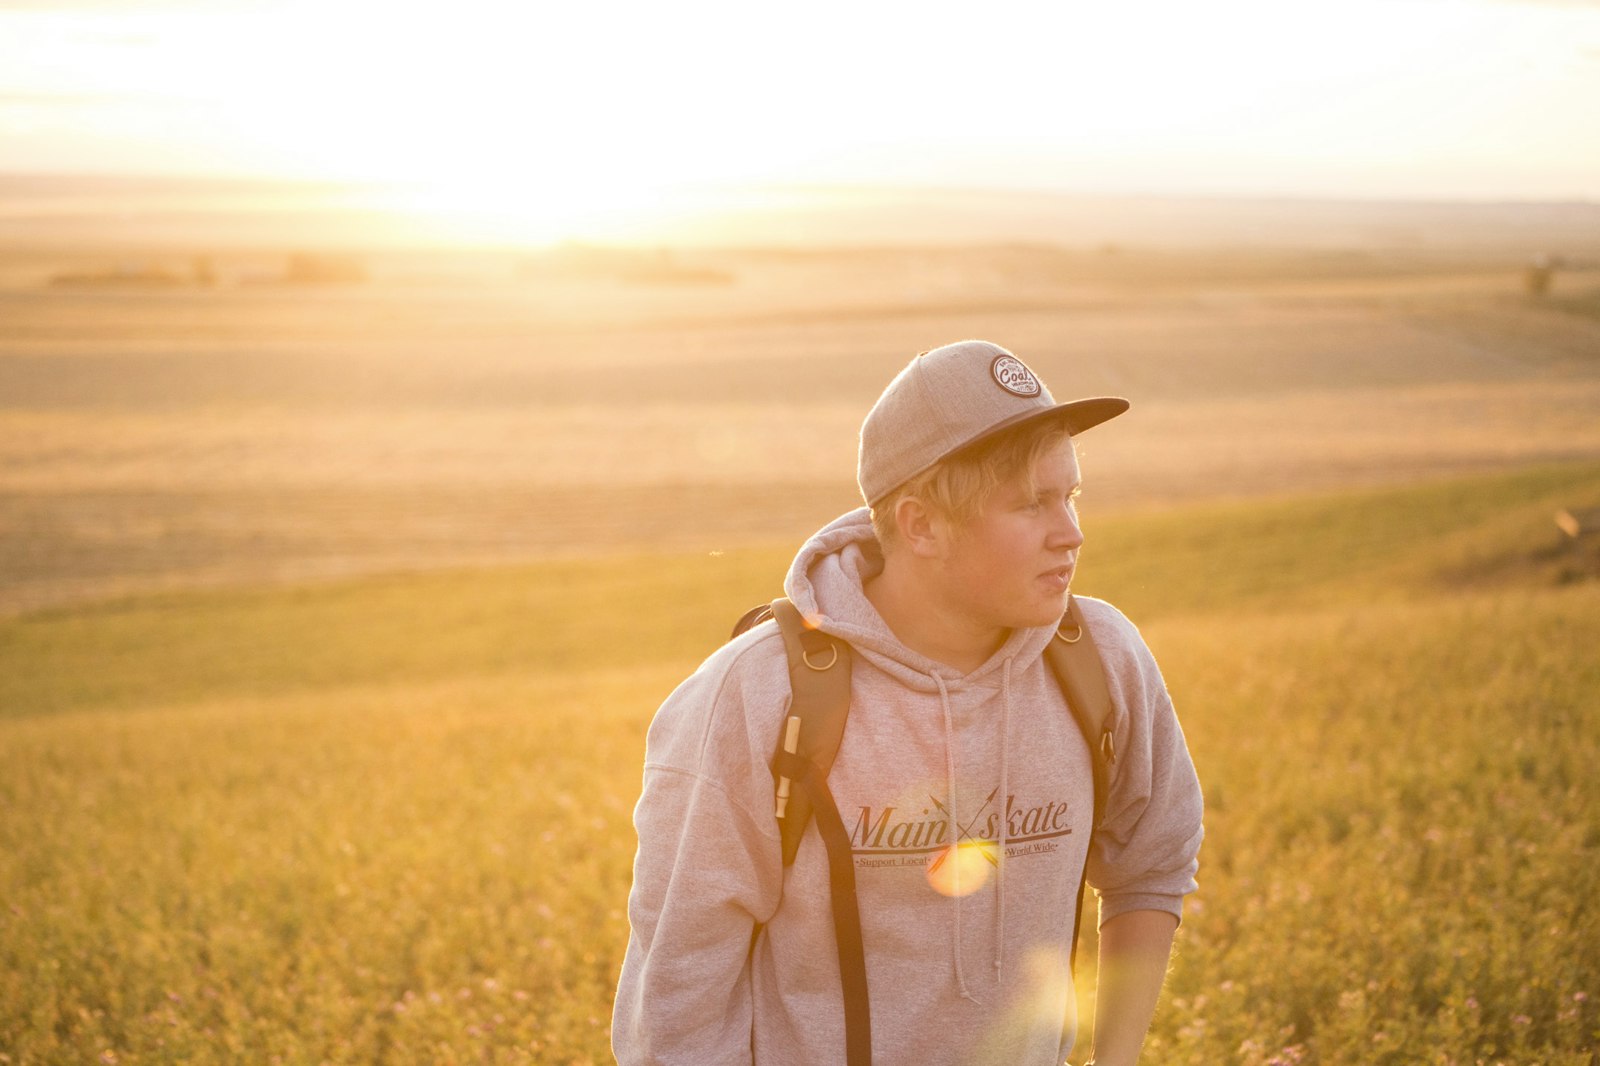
<box><xmin>991</xmin><ymin>355</ymin><xmax>1042</xmax><ymax>397</ymax></box>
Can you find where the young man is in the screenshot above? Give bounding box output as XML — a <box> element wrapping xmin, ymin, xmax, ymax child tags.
<box><xmin>614</xmin><ymin>340</ymin><xmax>1204</xmax><ymax>1066</ymax></box>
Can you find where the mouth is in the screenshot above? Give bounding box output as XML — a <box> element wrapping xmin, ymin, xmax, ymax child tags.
<box><xmin>1040</xmin><ymin>566</ymin><xmax>1074</xmax><ymax>592</ymax></box>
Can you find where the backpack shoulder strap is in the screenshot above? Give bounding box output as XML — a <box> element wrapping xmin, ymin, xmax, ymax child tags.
<box><xmin>767</xmin><ymin>598</ymin><xmax>853</xmax><ymax>867</ymax></box>
<box><xmin>751</xmin><ymin>599</ymin><xmax>870</xmax><ymax>1063</ymax></box>
<box><xmin>1041</xmin><ymin>593</ymin><xmax>1119</xmax><ymax>986</ymax></box>
<box><xmin>1042</xmin><ymin>594</ymin><xmax>1117</xmax><ymax>828</ymax></box>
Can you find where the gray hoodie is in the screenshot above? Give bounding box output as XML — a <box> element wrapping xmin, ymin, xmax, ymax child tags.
<box><xmin>613</xmin><ymin>508</ymin><xmax>1203</xmax><ymax>1066</ymax></box>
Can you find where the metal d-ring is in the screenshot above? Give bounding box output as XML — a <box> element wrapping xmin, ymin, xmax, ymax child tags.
<box><xmin>803</xmin><ymin>643</ymin><xmax>839</xmax><ymax>671</ymax></box>
<box><xmin>1056</xmin><ymin>594</ymin><xmax>1083</xmax><ymax>644</ymax></box>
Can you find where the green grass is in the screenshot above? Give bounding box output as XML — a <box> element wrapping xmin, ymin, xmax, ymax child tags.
<box><xmin>1142</xmin><ymin>586</ymin><xmax>1600</xmax><ymax>1065</ymax></box>
<box><xmin>0</xmin><ymin>547</ymin><xmax>787</xmax><ymax>721</ymax></box>
<box><xmin>8</xmin><ymin>461</ymin><xmax>1599</xmax><ymax>723</ymax></box>
<box><xmin>1076</xmin><ymin>459</ymin><xmax>1600</xmax><ymax>619</ymax></box>
<box><xmin>3</xmin><ymin>461</ymin><xmax>1599</xmax><ymax>1063</ymax></box>
<box><xmin>0</xmin><ymin>671</ymin><xmax>666</xmax><ymax>1065</ymax></box>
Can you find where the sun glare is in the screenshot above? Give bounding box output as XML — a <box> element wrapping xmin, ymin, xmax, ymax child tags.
<box><xmin>926</xmin><ymin>841</ymin><xmax>997</xmax><ymax>898</ymax></box>
<box><xmin>1</xmin><ymin>0</ymin><xmax>1597</xmax><ymax>235</ymax></box>
<box><xmin>184</xmin><ymin>6</ymin><xmax>697</xmax><ymax>241</ymax></box>
<box><xmin>0</xmin><ymin>3</ymin><xmax>739</xmax><ymax>242</ymax></box>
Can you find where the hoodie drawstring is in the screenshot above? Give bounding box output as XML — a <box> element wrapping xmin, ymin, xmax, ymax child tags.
<box><xmin>934</xmin><ymin>673</ymin><xmax>979</xmax><ymax>1003</ymax></box>
<box><xmin>939</xmin><ymin>660</ymin><xmax>1018</xmax><ymax>1000</ymax></box>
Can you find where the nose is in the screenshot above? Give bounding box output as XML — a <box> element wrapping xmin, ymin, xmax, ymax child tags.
<box><xmin>1048</xmin><ymin>500</ymin><xmax>1084</xmax><ymax>553</ymax></box>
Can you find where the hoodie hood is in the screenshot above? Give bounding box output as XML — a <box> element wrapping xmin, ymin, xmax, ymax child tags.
<box><xmin>782</xmin><ymin>506</ymin><xmax>1058</xmax><ymax>692</ymax></box>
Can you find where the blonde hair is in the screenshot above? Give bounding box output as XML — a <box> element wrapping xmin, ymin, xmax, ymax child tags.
<box><xmin>870</xmin><ymin>418</ymin><xmax>1074</xmax><ymax>549</ymax></box>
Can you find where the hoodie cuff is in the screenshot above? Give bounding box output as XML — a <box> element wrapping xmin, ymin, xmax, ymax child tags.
<box><xmin>1097</xmin><ymin>892</ymin><xmax>1185</xmax><ymax>929</ymax></box>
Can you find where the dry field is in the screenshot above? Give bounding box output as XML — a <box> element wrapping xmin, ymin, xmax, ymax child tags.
<box><xmin>3</xmin><ymin>243</ymin><xmax>1599</xmax><ymax>615</ymax></box>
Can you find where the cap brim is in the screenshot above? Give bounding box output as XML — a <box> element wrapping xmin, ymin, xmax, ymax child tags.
<box><xmin>958</xmin><ymin>395</ymin><xmax>1130</xmax><ymax>455</ymax></box>
<box><xmin>866</xmin><ymin>396</ymin><xmax>1130</xmax><ymax>505</ymax></box>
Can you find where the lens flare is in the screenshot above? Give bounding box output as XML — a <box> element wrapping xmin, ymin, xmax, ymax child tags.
<box><xmin>925</xmin><ymin>841</ymin><xmax>997</xmax><ymax>898</ymax></box>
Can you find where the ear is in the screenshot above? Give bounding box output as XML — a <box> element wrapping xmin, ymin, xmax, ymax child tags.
<box><xmin>893</xmin><ymin>496</ymin><xmax>948</xmax><ymax>559</ymax></box>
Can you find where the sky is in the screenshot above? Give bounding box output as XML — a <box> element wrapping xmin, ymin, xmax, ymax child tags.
<box><xmin>1</xmin><ymin>0</ymin><xmax>1598</xmax><ymax>241</ymax></box>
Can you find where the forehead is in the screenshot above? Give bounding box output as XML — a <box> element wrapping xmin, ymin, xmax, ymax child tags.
<box><xmin>1009</xmin><ymin>434</ymin><xmax>1081</xmax><ymax>491</ymax></box>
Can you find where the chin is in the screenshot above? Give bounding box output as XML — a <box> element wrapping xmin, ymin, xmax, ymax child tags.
<box><xmin>1011</xmin><ymin>600</ymin><xmax>1068</xmax><ymax>630</ymax></box>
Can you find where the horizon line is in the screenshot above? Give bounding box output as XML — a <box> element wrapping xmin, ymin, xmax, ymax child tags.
<box><xmin>1</xmin><ymin>169</ymin><xmax>1596</xmax><ymax>210</ymax></box>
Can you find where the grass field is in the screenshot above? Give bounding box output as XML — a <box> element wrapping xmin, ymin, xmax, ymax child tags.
<box><xmin>4</xmin><ymin>460</ymin><xmax>1599</xmax><ymax>1064</ymax></box>
<box><xmin>3</xmin><ymin>236</ymin><xmax>1599</xmax><ymax>1062</ymax></box>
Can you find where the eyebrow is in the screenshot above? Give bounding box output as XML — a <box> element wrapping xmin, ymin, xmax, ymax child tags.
<box><xmin>1019</xmin><ymin>481</ymin><xmax>1082</xmax><ymax>501</ymax></box>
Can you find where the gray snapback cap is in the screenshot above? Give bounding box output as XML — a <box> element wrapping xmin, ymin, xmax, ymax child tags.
<box><xmin>857</xmin><ymin>339</ymin><xmax>1129</xmax><ymax>506</ymax></box>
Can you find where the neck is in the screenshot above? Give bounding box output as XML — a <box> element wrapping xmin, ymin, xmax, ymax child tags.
<box><xmin>864</xmin><ymin>555</ymin><xmax>1008</xmax><ymax>674</ymax></box>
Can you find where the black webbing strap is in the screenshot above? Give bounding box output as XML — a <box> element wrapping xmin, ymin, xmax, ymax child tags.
<box><xmin>774</xmin><ymin>748</ymin><xmax>872</xmax><ymax>1066</ymax></box>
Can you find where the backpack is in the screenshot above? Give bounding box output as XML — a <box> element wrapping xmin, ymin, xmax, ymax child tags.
<box><xmin>730</xmin><ymin>594</ymin><xmax>1118</xmax><ymax>1066</ymax></box>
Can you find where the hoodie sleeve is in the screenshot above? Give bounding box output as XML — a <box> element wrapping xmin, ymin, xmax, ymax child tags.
<box><xmin>612</xmin><ymin>634</ymin><xmax>789</xmax><ymax>1066</ymax></box>
<box><xmin>1078</xmin><ymin>600</ymin><xmax>1205</xmax><ymax>927</ymax></box>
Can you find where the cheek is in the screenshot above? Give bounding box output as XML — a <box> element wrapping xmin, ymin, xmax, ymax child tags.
<box><xmin>945</xmin><ymin>515</ymin><xmax>1039</xmax><ymax>576</ymax></box>
<box><xmin>990</xmin><ymin>520</ymin><xmax>1044</xmax><ymax>559</ymax></box>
